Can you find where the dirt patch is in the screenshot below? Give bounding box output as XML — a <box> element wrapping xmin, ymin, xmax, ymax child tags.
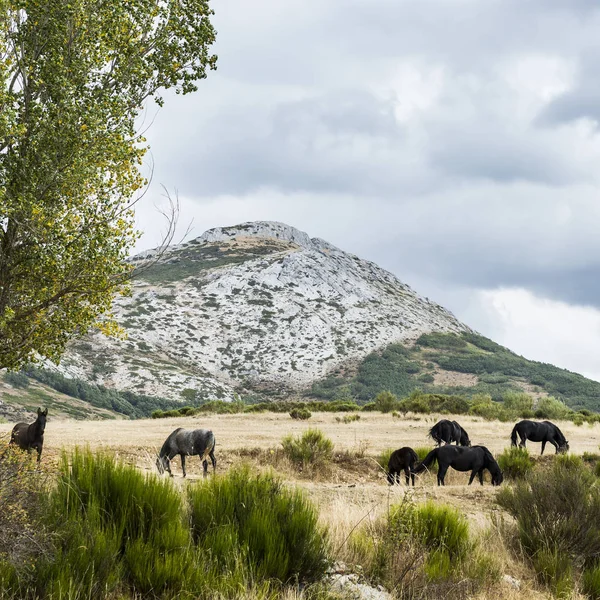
<box><xmin>432</xmin><ymin>370</ymin><xmax>479</xmax><ymax>387</ymax></box>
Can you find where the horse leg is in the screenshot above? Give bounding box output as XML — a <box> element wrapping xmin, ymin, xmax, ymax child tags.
<box><xmin>181</xmin><ymin>454</ymin><xmax>186</xmax><ymax>478</ymax></box>
<box><xmin>468</xmin><ymin>470</ymin><xmax>477</xmax><ymax>485</ymax></box>
<box><xmin>404</xmin><ymin>467</ymin><xmax>410</xmax><ymax>486</ymax></box>
<box><xmin>209</xmin><ymin>449</ymin><xmax>217</xmax><ymax>473</ymax></box>
<box><xmin>478</xmin><ymin>470</ymin><xmax>484</xmax><ymax>486</ymax></box>
<box><xmin>550</xmin><ymin>440</ymin><xmax>559</xmax><ymax>454</ymax></box>
<box><xmin>36</xmin><ymin>445</ymin><xmax>42</xmax><ymax>464</ymax></box>
<box><xmin>202</xmin><ymin>459</ymin><xmax>208</xmax><ymax>478</ymax></box>
<box><xmin>165</xmin><ymin>457</ymin><xmax>173</xmax><ymax>477</ymax></box>
<box><xmin>410</xmin><ymin>470</ymin><xmax>415</xmax><ymax>486</ymax></box>
<box><xmin>541</xmin><ymin>441</ymin><xmax>546</xmax><ymax>455</ymax></box>
<box><xmin>437</xmin><ymin>465</ymin><xmax>448</xmax><ymax>486</ymax></box>
<box><xmin>519</xmin><ymin>435</ymin><xmax>526</xmax><ymax>449</ymax></box>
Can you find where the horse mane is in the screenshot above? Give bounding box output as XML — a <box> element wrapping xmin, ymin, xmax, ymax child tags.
<box><xmin>159</xmin><ymin>428</ymin><xmax>182</xmax><ymax>457</ymax></box>
<box><xmin>552</xmin><ymin>423</ymin><xmax>567</xmax><ymax>445</ymax></box>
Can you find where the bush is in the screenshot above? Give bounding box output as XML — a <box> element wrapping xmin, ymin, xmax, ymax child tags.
<box><xmin>497</xmin><ymin>456</ymin><xmax>600</xmax><ymax>593</ymax></box>
<box><xmin>281</xmin><ymin>429</ymin><xmax>333</xmax><ymax>469</ymax></box>
<box><xmin>372</xmin><ymin>391</ymin><xmax>398</xmax><ymax>413</ymax></box>
<box><xmin>469</xmin><ymin>394</ymin><xmax>510</xmax><ymax>421</ymax></box>
<box><xmin>188</xmin><ymin>466</ymin><xmax>329</xmax><ymax>583</ymax></box>
<box><xmin>290</xmin><ymin>408</ymin><xmax>311</xmax><ymax>420</ymax></box>
<box><xmin>402</xmin><ymin>502</ymin><xmax>470</xmax><ymax>561</ymax></box>
<box><xmin>534</xmin><ymin>396</ymin><xmax>572</xmax><ymax>420</ymax></box>
<box><xmin>0</xmin><ymin>449</ymin><xmax>330</xmax><ymax>599</ymax></box>
<box><xmin>503</xmin><ymin>392</ymin><xmax>533</xmax><ymax>414</ymax></box>
<box><xmin>38</xmin><ymin>448</ymin><xmax>194</xmax><ymax>598</ymax></box>
<box><xmin>346</xmin><ymin>497</ymin><xmax>495</xmax><ymax>597</ymax></box>
<box><xmin>496</xmin><ymin>447</ymin><xmax>535</xmax><ymax>480</ymax></box>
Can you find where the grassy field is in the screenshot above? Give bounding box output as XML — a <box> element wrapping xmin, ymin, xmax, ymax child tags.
<box><xmin>2</xmin><ymin>412</ymin><xmax>597</xmax><ymax>599</ymax></box>
<box><xmin>2</xmin><ymin>412</ymin><xmax>599</xmax><ymax>526</ymax></box>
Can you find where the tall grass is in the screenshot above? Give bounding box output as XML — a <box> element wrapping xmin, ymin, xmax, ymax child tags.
<box><xmin>281</xmin><ymin>429</ymin><xmax>333</xmax><ymax>470</ymax></box>
<box><xmin>496</xmin><ymin>447</ymin><xmax>535</xmax><ymax>480</ymax></box>
<box><xmin>0</xmin><ymin>449</ymin><xmax>330</xmax><ymax>599</ymax></box>
<box><xmin>188</xmin><ymin>466</ymin><xmax>329</xmax><ymax>583</ymax></box>
<box><xmin>344</xmin><ymin>497</ymin><xmax>498</xmax><ymax>599</ymax></box>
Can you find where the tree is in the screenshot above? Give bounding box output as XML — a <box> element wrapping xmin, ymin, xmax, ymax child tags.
<box><xmin>0</xmin><ymin>0</ymin><xmax>217</xmax><ymax>369</ymax></box>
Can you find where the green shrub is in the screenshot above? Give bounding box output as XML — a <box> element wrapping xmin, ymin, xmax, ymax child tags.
<box><xmin>583</xmin><ymin>564</ymin><xmax>600</xmax><ymax>600</ymax></box>
<box><xmin>469</xmin><ymin>394</ymin><xmax>510</xmax><ymax>421</ymax></box>
<box><xmin>402</xmin><ymin>502</ymin><xmax>470</xmax><ymax>560</ymax></box>
<box><xmin>534</xmin><ymin>396</ymin><xmax>572</xmax><ymax>420</ymax></box>
<box><xmin>290</xmin><ymin>408</ymin><xmax>311</xmax><ymax>420</ymax></box>
<box><xmin>497</xmin><ymin>457</ymin><xmax>600</xmax><ymax>582</ymax></box>
<box><xmin>496</xmin><ymin>447</ymin><xmax>535</xmax><ymax>480</ymax></box>
<box><xmin>372</xmin><ymin>391</ymin><xmax>398</xmax><ymax>413</ymax></box>
<box><xmin>503</xmin><ymin>392</ymin><xmax>533</xmax><ymax>414</ymax></box>
<box><xmin>18</xmin><ymin>448</ymin><xmax>198</xmax><ymax>598</ymax></box>
<box><xmin>188</xmin><ymin>466</ymin><xmax>329</xmax><ymax>583</ymax></box>
<box><xmin>281</xmin><ymin>429</ymin><xmax>333</xmax><ymax>469</ymax></box>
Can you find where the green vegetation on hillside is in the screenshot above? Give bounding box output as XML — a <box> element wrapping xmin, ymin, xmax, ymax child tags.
<box><xmin>21</xmin><ymin>368</ymin><xmax>184</xmax><ymax>419</ymax></box>
<box><xmin>310</xmin><ymin>332</ymin><xmax>600</xmax><ymax>411</ymax></box>
<box><xmin>139</xmin><ymin>240</ymin><xmax>290</xmax><ymax>284</ymax></box>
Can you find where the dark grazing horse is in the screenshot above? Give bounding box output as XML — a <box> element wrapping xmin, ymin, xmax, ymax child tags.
<box><xmin>387</xmin><ymin>447</ymin><xmax>419</xmax><ymax>486</ymax></box>
<box><xmin>511</xmin><ymin>420</ymin><xmax>569</xmax><ymax>454</ymax></box>
<box><xmin>412</xmin><ymin>445</ymin><xmax>503</xmax><ymax>486</ymax></box>
<box><xmin>156</xmin><ymin>428</ymin><xmax>216</xmax><ymax>478</ymax></box>
<box><xmin>429</xmin><ymin>419</ymin><xmax>471</xmax><ymax>447</ymax></box>
<box><xmin>10</xmin><ymin>407</ymin><xmax>48</xmax><ymax>463</ymax></box>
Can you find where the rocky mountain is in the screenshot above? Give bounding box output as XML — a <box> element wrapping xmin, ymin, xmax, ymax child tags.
<box><xmin>53</xmin><ymin>221</ymin><xmax>471</xmax><ymax>402</ymax></box>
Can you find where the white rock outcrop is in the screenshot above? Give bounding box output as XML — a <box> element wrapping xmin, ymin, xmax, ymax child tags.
<box><xmin>54</xmin><ymin>222</ymin><xmax>470</xmax><ymax>401</ymax></box>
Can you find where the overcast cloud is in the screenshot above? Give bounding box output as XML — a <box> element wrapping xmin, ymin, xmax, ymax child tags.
<box><xmin>133</xmin><ymin>0</ymin><xmax>600</xmax><ymax>381</ymax></box>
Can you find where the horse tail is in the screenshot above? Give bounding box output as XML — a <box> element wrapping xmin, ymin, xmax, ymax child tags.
<box><xmin>510</xmin><ymin>424</ymin><xmax>518</xmax><ymax>447</ymax></box>
<box><xmin>412</xmin><ymin>448</ymin><xmax>438</xmax><ymax>474</ymax></box>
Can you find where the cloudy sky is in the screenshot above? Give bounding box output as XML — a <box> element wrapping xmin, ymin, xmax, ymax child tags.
<box><xmin>134</xmin><ymin>0</ymin><xmax>600</xmax><ymax>381</ymax></box>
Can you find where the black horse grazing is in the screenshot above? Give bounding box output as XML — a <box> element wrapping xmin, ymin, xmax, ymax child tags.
<box><xmin>511</xmin><ymin>420</ymin><xmax>569</xmax><ymax>454</ymax></box>
<box><xmin>387</xmin><ymin>447</ymin><xmax>419</xmax><ymax>486</ymax></box>
<box><xmin>412</xmin><ymin>445</ymin><xmax>503</xmax><ymax>486</ymax></box>
<box><xmin>429</xmin><ymin>419</ymin><xmax>471</xmax><ymax>447</ymax></box>
<box><xmin>10</xmin><ymin>407</ymin><xmax>48</xmax><ymax>463</ymax></box>
<box><xmin>156</xmin><ymin>428</ymin><xmax>216</xmax><ymax>478</ymax></box>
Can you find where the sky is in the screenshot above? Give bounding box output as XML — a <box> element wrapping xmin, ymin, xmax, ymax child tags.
<box><xmin>133</xmin><ymin>0</ymin><xmax>600</xmax><ymax>382</ymax></box>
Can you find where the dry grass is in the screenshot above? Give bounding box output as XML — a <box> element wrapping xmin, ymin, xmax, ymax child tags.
<box><xmin>1</xmin><ymin>412</ymin><xmax>598</xmax><ymax>599</ymax></box>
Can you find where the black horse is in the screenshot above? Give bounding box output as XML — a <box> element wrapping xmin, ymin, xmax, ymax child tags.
<box><xmin>412</xmin><ymin>445</ymin><xmax>503</xmax><ymax>486</ymax></box>
<box><xmin>10</xmin><ymin>407</ymin><xmax>48</xmax><ymax>463</ymax></box>
<box><xmin>387</xmin><ymin>447</ymin><xmax>419</xmax><ymax>486</ymax></box>
<box><xmin>429</xmin><ymin>419</ymin><xmax>471</xmax><ymax>447</ymax></box>
<box><xmin>511</xmin><ymin>420</ymin><xmax>569</xmax><ymax>454</ymax></box>
<box><xmin>156</xmin><ymin>428</ymin><xmax>216</xmax><ymax>478</ymax></box>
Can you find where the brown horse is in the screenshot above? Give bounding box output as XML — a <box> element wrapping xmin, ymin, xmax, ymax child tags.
<box><xmin>10</xmin><ymin>408</ymin><xmax>47</xmax><ymax>463</ymax></box>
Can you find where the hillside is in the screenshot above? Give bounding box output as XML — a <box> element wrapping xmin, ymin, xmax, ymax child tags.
<box><xmin>311</xmin><ymin>331</ymin><xmax>600</xmax><ymax>411</ymax></box>
<box><xmin>4</xmin><ymin>220</ymin><xmax>600</xmax><ymax>419</ymax></box>
<box><xmin>49</xmin><ymin>221</ymin><xmax>469</xmax><ymax>402</ymax></box>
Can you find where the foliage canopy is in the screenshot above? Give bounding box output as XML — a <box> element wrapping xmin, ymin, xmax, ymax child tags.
<box><xmin>0</xmin><ymin>0</ymin><xmax>217</xmax><ymax>369</ymax></box>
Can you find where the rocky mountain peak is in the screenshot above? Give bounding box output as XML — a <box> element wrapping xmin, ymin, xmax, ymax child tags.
<box><xmin>57</xmin><ymin>221</ymin><xmax>471</xmax><ymax>402</ymax></box>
